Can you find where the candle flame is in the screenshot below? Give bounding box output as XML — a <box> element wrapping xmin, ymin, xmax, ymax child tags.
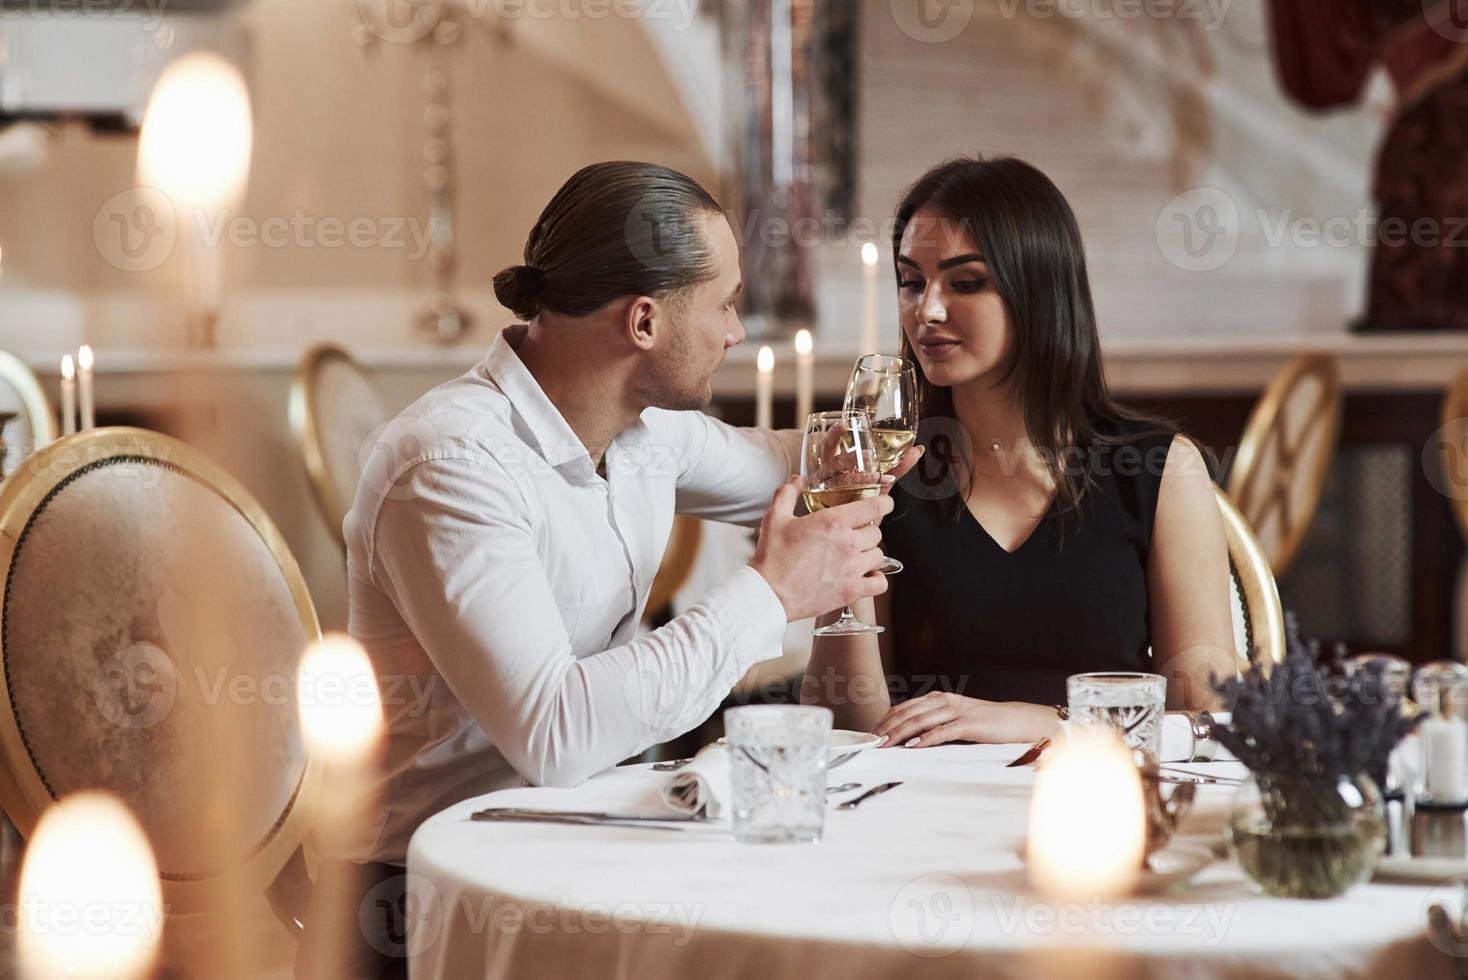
<box><xmin>861</xmin><ymin>242</ymin><xmax>880</xmax><ymax>266</ymax></box>
<box><xmin>61</xmin><ymin>354</ymin><xmax>74</xmax><ymax>381</ymax></box>
<box><xmin>1027</xmin><ymin>729</ymin><xmax>1145</xmax><ymax>899</ymax></box>
<box><xmin>138</xmin><ymin>53</ymin><xmax>253</xmax><ymax>212</ymax></box>
<box><xmin>78</xmin><ymin>344</ymin><xmax>94</xmax><ymax>373</ymax></box>
<box><xmin>298</xmin><ymin>633</ymin><xmax>383</xmax><ymax>766</ymax></box>
<box><xmin>757</xmin><ymin>346</ymin><xmax>775</xmax><ymax>373</ymax></box>
<box><xmin>794</xmin><ymin>329</ymin><xmax>813</xmax><ymax>356</ymax></box>
<box><xmin>18</xmin><ymin>792</ymin><xmax>163</xmax><ymax>980</ymax></box>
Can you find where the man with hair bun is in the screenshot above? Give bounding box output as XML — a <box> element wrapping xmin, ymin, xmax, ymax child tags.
<box><xmin>299</xmin><ymin>161</ymin><xmax>915</xmax><ymax>978</ymax></box>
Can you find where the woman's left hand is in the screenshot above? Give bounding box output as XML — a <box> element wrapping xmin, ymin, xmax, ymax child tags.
<box><xmin>872</xmin><ymin>693</ymin><xmax>1060</xmax><ymax>747</ymax></box>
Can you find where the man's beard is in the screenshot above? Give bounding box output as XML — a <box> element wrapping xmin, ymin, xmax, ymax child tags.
<box><xmin>640</xmin><ymin>326</ymin><xmax>718</xmax><ymax>411</ymax></box>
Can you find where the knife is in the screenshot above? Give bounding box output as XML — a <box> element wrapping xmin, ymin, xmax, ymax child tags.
<box><xmin>836</xmin><ymin>781</ymin><xmax>903</xmax><ymax>810</ymax></box>
<box><xmin>471</xmin><ymin>808</ymin><xmax>703</xmax><ymax>831</ymax></box>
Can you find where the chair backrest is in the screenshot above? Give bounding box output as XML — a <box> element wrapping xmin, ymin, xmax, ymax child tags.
<box><xmin>0</xmin><ymin>351</ymin><xmax>56</xmax><ymax>477</ymax></box>
<box><xmin>0</xmin><ymin>428</ymin><xmax>321</xmax><ymax>912</ymax></box>
<box><xmin>643</xmin><ymin>516</ymin><xmax>703</xmax><ymax>624</ymax></box>
<box><xmin>1226</xmin><ymin>354</ymin><xmax>1342</xmax><ymax>575</ymax></box>
<box><xmin>290</xmin><ymin>344</ymin><xmax>391</xmax><ymax>549</ymax></box>
<box><xmin>1216</xmin><ymin>485</ymin><xmax>1285</xmax><ymax>669</ymax></box>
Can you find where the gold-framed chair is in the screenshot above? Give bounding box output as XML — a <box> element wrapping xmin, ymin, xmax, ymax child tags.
<box><xmin>1439</xmin><ymin>366</ymin><xmax>1468</xmax><ymax>660</ymax></box>
<box><xmin>643</xmin><ymin>516</ymin><xmax>703</xmax><ymax>624</ymax></box>
<box><xmin>290</xmin><ymin>343</ymin><xmax>390</xmax><ymax>550</ymax></box>
<box><xmin>1226</xmin><ymin>354</ymin><xmax>1342</xmax><ymax>575</ymax></box>
<box><xmin>0</xmin><ymin>350</ymin><xmax>57</xmax><ymax>477</ymax></box>
<box><xmin>0</xmin><ymin>428</ymin><xmax>320</xmax><ymax>925</ymax></box>
<box><xmin>1216</xmin><ymin>485</ymin><xmax>1286</xmax><ymax>669</ymax></box>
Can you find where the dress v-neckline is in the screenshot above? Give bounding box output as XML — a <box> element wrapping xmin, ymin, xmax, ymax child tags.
<box><xmin>961</xmin><ymin>492</ymin><xmax>1059</xmax><ymax>556</ymax></box>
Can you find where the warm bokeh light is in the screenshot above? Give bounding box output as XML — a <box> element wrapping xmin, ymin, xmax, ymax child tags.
<box><xmin>137</xmin><ymin>52</ymin><xmax>254</xmax><ymax>212</ymax></box>
<box><xmin>794</xmin><ymin>329</ymin><xmax>812</xmax><ymax>356</ymax></box>
<box><xmin>77</xmin><ymin>344</ymin><xmax>93</xmax><ymax>373</ymax></box>
<box><xmin>17</xmin><ymin>792</ymin><xmax>163</xmax><ymax>980</ymax></box>
<box><xmin>757</xmin><ymin>345</ymin><xmax>775</xmax><ymax>373</ymax></box>
<box><xmin>60</xmin><ymin>354</ymin><xmax>74</xmax><ymax>381</ymax></box>
<box><xmin>298</xmin><ymin>633</ymin><xmax>383</xmax><ymax>766</ymax></box>
<box><xmin>861</xmin><ymin>241</ymin><xmax>879</xmax><ymax>267</ymax></box>
<box><xmin>1027</xmin><ymin>729</ymin><xmax>1145</xmax><ymax>899</ymax></box>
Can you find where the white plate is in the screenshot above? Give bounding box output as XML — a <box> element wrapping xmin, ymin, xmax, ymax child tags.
<box><xmin>1374</xmin><ymin>854</ymin><xmax>1468</xmax><ymax>882</ymax></box>
<box><xmin>827</xmin><ymin>730</ymin><xmax>885</xmax><ymax>768</ymax></box>
<box><xmin>716</xmin><ymin>730</ymin><xmax>884</xmax><ymax>769</ymax></box>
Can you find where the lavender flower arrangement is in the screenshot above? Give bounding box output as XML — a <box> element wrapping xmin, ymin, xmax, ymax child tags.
<box><xmin>1211</xmin><ymin>615</ymin><xmax>1420</xmax><ymax>789</ymax></box>
<box><xmin>1213</xmin><ymin>616</ymin><xmax>1419</xmax><ymax>898</ymax></box>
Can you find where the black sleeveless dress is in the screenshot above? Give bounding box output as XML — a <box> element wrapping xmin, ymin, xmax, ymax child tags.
<box><xmin>883</xmin><ymin>424</ymin><xmax>1180</xmax><ymax>707</ymax></box>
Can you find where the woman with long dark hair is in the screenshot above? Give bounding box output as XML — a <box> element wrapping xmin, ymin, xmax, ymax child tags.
<box><xmin>801</xmin><ymin>156</ymin><xmax>1235</xmax><ymax>747</ymax></box>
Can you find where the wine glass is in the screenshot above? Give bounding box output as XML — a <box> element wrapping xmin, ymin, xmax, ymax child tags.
<box><xmin>843</xmin><ymin>354</ymin><xmax>918</xmax><ymax>574</ymax></box>
<box><xmin>802</xmin><ymin>411</ymin><xmax>885</xmax><ymax>637</ymax></box>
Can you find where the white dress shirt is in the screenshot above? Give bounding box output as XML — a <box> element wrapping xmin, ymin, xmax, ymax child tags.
<box><xmin>343</xmin><ymin>327</ymin><xmax>800</xmax><ymax>864</ymax></box>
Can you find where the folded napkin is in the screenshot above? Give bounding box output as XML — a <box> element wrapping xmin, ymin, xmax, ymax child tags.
<box><xmin>660</xmin><ymin>743</ymin><xmax>731</xmax><ymax>819</ymax></box>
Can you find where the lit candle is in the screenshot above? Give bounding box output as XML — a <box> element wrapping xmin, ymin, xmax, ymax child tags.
<box><xmin>756</xmin><ymin>346</ymin><xmax>775</xmax><ymax>430</ymax></box>
<box><xmin>297</xmin><ymin>634</ymin><xmax>384</xmax><ymax>980</ymax></box>
<box><xmin>137</xmin><ymin>52</ymin><xmax>253</xmax><ymax>348</ymax></box>
<box><xmin>794</xmin><ymin>328</ymin><xmax>814</xmax><ymax>426</ymax></box>
<box><xmin>860</xmin><ymin>242</ymin><xmax>879</xmax><ymax>356</ymax></box>
<box><xmin>18</xmin><ymin>792</ymin><xmax>163</xmax><ymax>980</ymax></box>
<box><xmin>77</xmin><ymin>344</ymin><xmax>95</xmax><ymax>430</ymax></box>
<box><xmin>1027</xmin><ymin>730</ymin><xmax>1145</xmax><ymax>899</ymax></box>
<box><xmin>60</xmin><ymin>355</ymin><xmax>76</xmax><ymax>437</ymax></box>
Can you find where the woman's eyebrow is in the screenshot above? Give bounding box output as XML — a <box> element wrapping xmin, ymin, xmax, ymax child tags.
<box><xmin>938</xmin><ymin>253</ymin><xmax>985</xmax><ymax>270</ymax></box>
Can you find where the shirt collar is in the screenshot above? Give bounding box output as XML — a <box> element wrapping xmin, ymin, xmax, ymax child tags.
<box><xmin>481</xmin><ymin>326</ymin><xmax>592</xmax><ymax>469</ymax></box>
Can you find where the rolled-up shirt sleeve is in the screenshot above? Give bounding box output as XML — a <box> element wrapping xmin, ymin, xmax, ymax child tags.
<box><xmin>367</xmin><ymin>453</ymin><xmax>788</xmax><ymax>788</ymax></box>
<box><xmin>651</xmin><ymin>408</ymin><xmax>803</xmax><ymax>526</ymax></box>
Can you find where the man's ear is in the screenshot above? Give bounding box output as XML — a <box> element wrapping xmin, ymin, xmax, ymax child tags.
<box><xmin>624</xmin><ymin>295</ymin><xmax>659</xmax><ymax>351</ymax></box>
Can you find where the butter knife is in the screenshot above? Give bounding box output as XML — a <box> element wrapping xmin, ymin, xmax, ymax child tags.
<box><xmin>836</xmin><ymin>781</ymin><xmax>903</xmax><ymax>810</ymax></box>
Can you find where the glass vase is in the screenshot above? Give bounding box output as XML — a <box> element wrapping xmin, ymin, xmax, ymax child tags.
<box><xmin>1227</xmin><ymin>771</ymin><xmax>1386</xmax><ymax>899</ymax></box>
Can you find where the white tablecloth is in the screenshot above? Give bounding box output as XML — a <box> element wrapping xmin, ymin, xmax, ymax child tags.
<box><xmin>406</xmin><ymin>745</ymin><xmax>1459</xmax><ymax>980</ymax></box>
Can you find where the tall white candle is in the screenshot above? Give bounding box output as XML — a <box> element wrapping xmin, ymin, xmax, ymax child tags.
<box><xmin>17</xmin><ymin>792</ymin><xmax>163</xmax><ymax>980</ymax></box>
<box><xmin>77</xmin><ymin>344</ymin><xmax>95</xmax><ymax>430</ymax></box>
<box><xmin>794</xmin><ymin>329</ymin><xmax>814</xmax><ymax>426</ymax></box>
<box><xmin>860</xmin><ymin>242</ymin><xmax>879</xmax><ymax>356</ymax></box>
<box><xmin>756</xmin><ymin>345</ymin><xmax>775</xmax><ymax>430</ymax></box>
<box><xmin>297</xmin><ymin>634</ymin><xmax>384</xmax><ymax>980</ymax></box>
<box><xmin>60</xmin><ymin>355</ymin><xmax>76</xmax><ymax>437</ymax></box>
<box><xmin>1028</xmin><ymin>730</ymin><xmax>1145</xmax><ymax>899</ymax></box>
<box><xmin>1424</xmin><ymin>715</ymin><xmax>1468</xmax><ymax>803</ymax></box>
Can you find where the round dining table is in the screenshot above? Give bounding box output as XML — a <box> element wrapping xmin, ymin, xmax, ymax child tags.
<box><xmin>406</xmin><ymin>743</ymin><xmax>1461</xmax><ymax>979</ymax></box>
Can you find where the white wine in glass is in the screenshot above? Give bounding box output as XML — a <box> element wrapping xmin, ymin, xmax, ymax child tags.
<box><xmin>802</xmin><ymin>410</ymin><xmax>884</xmax><ymax>637</ymax></box>
<box><xmin>843</xmin><ymin>354</ymin><xmax>918</xmax><ymax>575</ymax></box>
